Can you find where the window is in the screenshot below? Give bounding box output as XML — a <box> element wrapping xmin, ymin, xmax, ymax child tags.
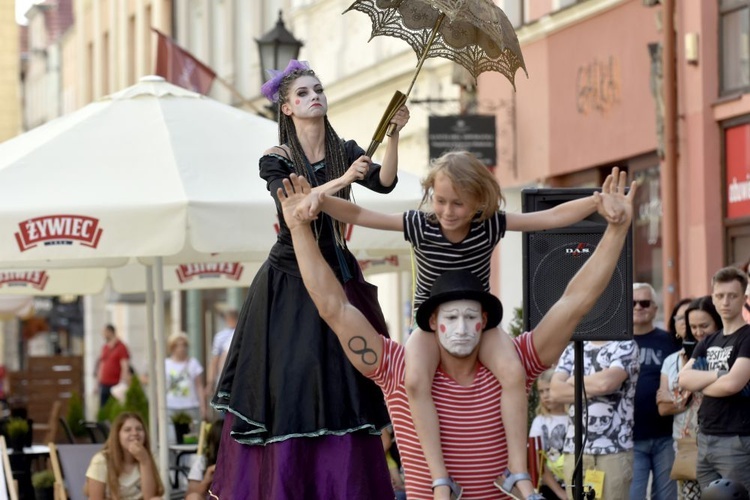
<box><xmin>720</xmin><ymin>0</ymin><xmax>750</xmax><ymax>94</ymax></box>
<box><xmin>497</xmin><ymin>0</ymin><xmax>524</xmax><ymax>28</ymax></box>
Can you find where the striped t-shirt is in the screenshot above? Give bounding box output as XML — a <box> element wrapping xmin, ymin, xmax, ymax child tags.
<box><xmin>403</xmin><ymin>210</ymin><xmax>506</xmax><ymax>311</ymax></box>
<box><xmin>369</xmin><ymin>332</ymin><xmax>546</xmax><ymax>499</ymax></box>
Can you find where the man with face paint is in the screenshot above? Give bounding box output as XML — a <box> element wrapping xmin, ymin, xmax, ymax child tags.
<box><xmin>276</xmin><ymin>171</ymin><xmax>635</xmax><ymax>500</ymax></box>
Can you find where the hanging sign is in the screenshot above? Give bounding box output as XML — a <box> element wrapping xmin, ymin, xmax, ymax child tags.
<box><xmin>428</xmin><ymin>115</ymin><xmax>496</xmax><ymax>167</ymax></box>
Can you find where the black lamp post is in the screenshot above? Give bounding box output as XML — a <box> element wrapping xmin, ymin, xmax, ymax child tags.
<box><xmin>256</xmin><ymin>10</ymin><xmax>304</xmax><ymax>120</ymax></box>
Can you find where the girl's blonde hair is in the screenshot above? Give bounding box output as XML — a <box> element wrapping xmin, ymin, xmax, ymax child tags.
<box><xmin>86</xmin><ymin>412</ymin><xmax>164</xmax><ymax>499</ymax></box>
<box><xmin>167</xmin><ymin>331</ymin><xmax>189</xmax><ymax>352</ymax></box>
<box><xmin>535</xmin><ymin>369</ymin><xmax>556</xmax><ymax>416</ymax></box>
<box><xmin>419</xmin><ymin>151</ymin><xmax>504</xmax><ymax>222</ymax></box>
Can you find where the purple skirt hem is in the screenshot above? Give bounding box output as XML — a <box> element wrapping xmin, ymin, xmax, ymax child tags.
<box><xmin>211</xmin><ymin>413</ymin><xmax>394</xmax><ymax>500</ymax></box>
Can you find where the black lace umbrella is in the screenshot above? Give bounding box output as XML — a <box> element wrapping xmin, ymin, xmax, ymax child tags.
<box><xmin>345</xmin><ymin>0</ymin><xmax>527</xmax><ymax>156</ymax></box>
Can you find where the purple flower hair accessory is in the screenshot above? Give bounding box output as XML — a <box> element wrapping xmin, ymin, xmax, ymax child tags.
<box><xmin>260</xmin><ymin>59</ymin><xmax>311</xmax><ymax>103</ymax></box>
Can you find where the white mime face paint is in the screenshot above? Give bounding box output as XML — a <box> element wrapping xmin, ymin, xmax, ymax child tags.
<box><xmin>435</xmin><ymin>299</ymin><xmax>483</xmax><ymax>358</ymax></box>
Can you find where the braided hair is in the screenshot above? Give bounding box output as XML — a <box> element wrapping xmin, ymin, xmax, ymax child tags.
<box><xmin>275</xmin><ymin>68</ymin><xmax>352</xmax><ymax>246</ymax></box>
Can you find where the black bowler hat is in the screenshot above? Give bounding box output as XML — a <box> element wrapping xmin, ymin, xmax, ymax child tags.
<box><xmin>416</xmin><ymin>270</ymin><xmax>503</xmax><ymax>333</ymax></box>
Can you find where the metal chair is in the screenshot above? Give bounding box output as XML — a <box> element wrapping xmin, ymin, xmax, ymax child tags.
<box><xmin>80</xmin><ymin>421</ymin><xmax>108</xmax><ymax>444</ymax></box>
<box><xmin>57</xmin><ymin>418</ymin><xmax>75</xmax><ymax>444</ymax></box>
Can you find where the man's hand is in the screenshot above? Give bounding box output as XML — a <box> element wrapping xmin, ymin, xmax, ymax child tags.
<box><xmin>278</xmin><ymin>174</ymin><xmax>316</xmax><ymax>229</ymax></box>
<box><xmin>293</xmin><ymin>190</ymin><xmax>327</xmax><ymax>221</ymax></box>
<box><xmin>594</xmin><ymin>166</ymin><xmax>635</xmax><ymax>226</ymax></box>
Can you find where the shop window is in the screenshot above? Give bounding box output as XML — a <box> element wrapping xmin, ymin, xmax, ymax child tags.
<box><xmin>720</xmin><ymin>0</ymin><xmax>750</xmax><ymax>94</ymax></box>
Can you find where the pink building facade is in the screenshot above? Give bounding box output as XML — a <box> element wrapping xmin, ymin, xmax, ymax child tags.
<box><xmin>482</xmin><ymin>0</ymin><xmax>750</xmax><ymax>306</ymax></box>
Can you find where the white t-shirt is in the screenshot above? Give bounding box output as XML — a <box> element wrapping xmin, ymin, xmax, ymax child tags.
<box><xmin>529</xmin><ymin>414</ymin><xmax>568</xmax><ymax>479</ymax></box>
<box><xmin>661</xmin><ymin>350</ymin><xmax>701</xmax><ymax>439</ymax></box>
<box><xmin>165</xmin><ymin>357</ymin><xmax>204</xmax><ymax>410</ymax></box>
<box><xmin>211</xmin><ymin>327</ymin><xmax>235</xmax><ymax>356</ymax></box>
<box><xmin>188</xmin><ymin>455</ymin><xmax>207</xmax><ymax>482</ymax></box>
<box><xmin>529</xmin><ymin>414</ymin><xmax>568</xmax><ymax>455</ymax></box>
<box><xmin>86</xmin><ymin>451</ymin><xmax>144</xmax><ymax>500</ymax></box>
<box><xmin>555</xmin><ymin>340</ymin><xmax>639</xmax><ymax>455</ymax></box>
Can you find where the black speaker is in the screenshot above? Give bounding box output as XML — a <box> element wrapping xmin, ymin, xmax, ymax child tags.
<box><xmin>522</xmin><ymin>188</ymin><xmax>633</xmax><ymax>341</ymax></box>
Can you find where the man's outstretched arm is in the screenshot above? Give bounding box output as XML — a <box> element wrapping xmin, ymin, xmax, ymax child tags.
<box><xmin>278</xmin><ymin>174</ymin><xmax>384</xmax><ymax>375</ymax></box>
<box><xmin>533</xmin><ymin>168</ymin><xmax>636</xmax><ymax>366</ymax></box>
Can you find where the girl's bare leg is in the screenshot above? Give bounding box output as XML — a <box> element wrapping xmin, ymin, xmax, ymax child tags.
<box><xmin>405</xmin><ymin>328</ymin><xmax>454</xmax><ymax>498</ymax></box>
<box><xmin>479</xmin><ymin>327</ymin><xmax>535</xmax><ymax>498</ymax></box>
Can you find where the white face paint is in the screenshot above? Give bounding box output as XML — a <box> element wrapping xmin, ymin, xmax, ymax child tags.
<box><xmin>434</xmin><ymin>299</ymin><xmax>484</xmax><ymax>358</ymax></box>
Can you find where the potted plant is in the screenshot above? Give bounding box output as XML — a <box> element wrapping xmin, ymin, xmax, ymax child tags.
<box><xmin>5</xmin><ymin>416</ymin><xmax>29</xmax><ymax>452</ymax></box>
<box><xmin>122</xmin><ymin>376</ymin><xmax>149</xmax><ymax>423</ymax></box>
<box><xmin>66</xmin><ymin>391</ymin><xmax>88</xmax><ymax>441</ymax></box>
<box><xmin>170</xmin><ymin>411</ymin><xmax>192</xmax><ymax>444</ymax></box>
<box><xmin>31</xmin><ymin>470</ymin><xmax>56</xmax><ymax>500</ymax></box>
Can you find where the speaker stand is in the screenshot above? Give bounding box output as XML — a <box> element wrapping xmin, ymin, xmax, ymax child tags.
<box><xmin>573</xmin><ymin>341</ymin><xmax>596</xmax><ymax>500</ymax></box>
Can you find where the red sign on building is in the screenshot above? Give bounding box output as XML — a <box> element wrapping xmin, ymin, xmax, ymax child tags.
<box><xmin>726</xmin><ymin>124</ymin><xmax>750</xmax><ymax>219</ymax></box>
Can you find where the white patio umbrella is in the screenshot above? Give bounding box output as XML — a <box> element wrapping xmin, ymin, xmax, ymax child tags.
<box><xmin>0</xmin><ymin>76</ymin><xmax>280</xmax><ymax>491</ymax></box>
<box><xmin>0</xmin><ymin>75</ymin><xmax>422</xmax><ymax>489</ymax></box>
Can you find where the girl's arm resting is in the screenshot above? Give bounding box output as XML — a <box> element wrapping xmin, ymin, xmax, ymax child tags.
<box><xmin>85</xmin><ymin>478</ymin><xmax>106</xmax><ymax>500</ymax></box>
<box><xmin>138</xmin><ymin>457</ymin><xmax>160</xmax><ymax>497</ymax></box>
<box><xmin>541</xmin><ymin>468</ymin><xmax>567</xmax><ymax>500</ymax></box>
<box><xmin>187</xmin><ymin>479</ymin><xmax>206</xmax><ymax>495</ymax></box>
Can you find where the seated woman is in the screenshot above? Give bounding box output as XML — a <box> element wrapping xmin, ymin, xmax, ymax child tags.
<box><xmin>185</xmin><ymin>419</ymin><xmax>224</xmax><ymax>500</ymax></box>
<box><xmin>84</xmin><ymin>412</ymin><xmax>164</xmax><ymax>500</ymax></box>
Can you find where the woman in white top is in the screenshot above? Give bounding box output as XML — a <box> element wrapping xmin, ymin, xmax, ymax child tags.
<box><xmin>658</xmin><ymin>296</ymin><xmax>722</xmax><ymax>500</ymax></box>
<box><xmin>165</xmin><ymin>332</ymin><xmax>207</xmax><ymax>423</ymax></box>
<box><xmin>85</xmin><ymin>412</ymin><xmax>163</xmax><ymax>500</ymax></box>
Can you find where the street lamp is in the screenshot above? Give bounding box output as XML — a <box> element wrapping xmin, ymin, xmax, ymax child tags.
<box><xmin>256</xmin><ymin>10</ymin><xmax>304</xmax><ymax>120</ymax></box>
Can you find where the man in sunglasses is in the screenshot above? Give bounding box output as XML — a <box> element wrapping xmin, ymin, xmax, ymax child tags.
<box><xmin>630</xmin><ymin>283</ymin><xmax>680</xmax><ymax>500</ymax></box>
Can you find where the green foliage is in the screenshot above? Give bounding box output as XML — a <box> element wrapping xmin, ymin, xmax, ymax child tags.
<box><xmin>31</xmin><ymin>470</ymin><xmax>56</xmax><ymax>488</ymax></box>
<box><xmin>66</xmin><ymin>391</ymin><xmax>87</xmax><ymax>437</ymax></box>
<box><xmin>97</xmin><ymin>395</ymin><xmax>123</xmax><ymax>423</ymax></box>
<box><xmin>170</xmin><ymin>411</ymin><xmax>192</xmax><ymax>425</ymax></box>
<box><xmin>507</xmin><ymin>306</ymin><xmax>524</xmax><ymax>338</ymax></box>
<box><xmin>6</xmin><ymin>417</ymin><xmax>29</xmax><ymax>437</ymax></box>
<box><xmin>506</xmin><ymin>307</ymin><xmax>539</xmax><ymax>430</ymax></box>
<box><xmin>97</xmin><ymin>377</ymin><xmax>149</xmax><ymax>424</ymax></box>
<box><xmin>122</xmin><ymin>376</ymin><xmax>149</xmax><ymax>423</ymax></box>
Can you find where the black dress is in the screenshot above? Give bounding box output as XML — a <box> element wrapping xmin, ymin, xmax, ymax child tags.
<box><xmin>210</xmin><ymin>141</ymin><xmax>395</xmax><ymax>498</ymax></box>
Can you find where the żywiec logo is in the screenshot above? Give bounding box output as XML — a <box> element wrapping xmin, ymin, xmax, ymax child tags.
<box><xmin>15</xmin><ymin>215</ymin><xmax>103</xmax><ymax>251</ymax></box>
<box><xmin>565</xmin><ymin>242</ymin><xmax>593</xmax><ymax>257</ymax></box>
<box><xmin>359</xmin><ymin>255</ymin><xmax>399</xmax><ymax>272</ymax></box>
<box><xmin>0</xmin><ymin>271</ymin><xmax>49</xmax><ymax>290</ymax></box>
<box><xmin>175</xmin><ymin>262</ymin><xmax>244</xmax><ymax>284</ymax></box>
